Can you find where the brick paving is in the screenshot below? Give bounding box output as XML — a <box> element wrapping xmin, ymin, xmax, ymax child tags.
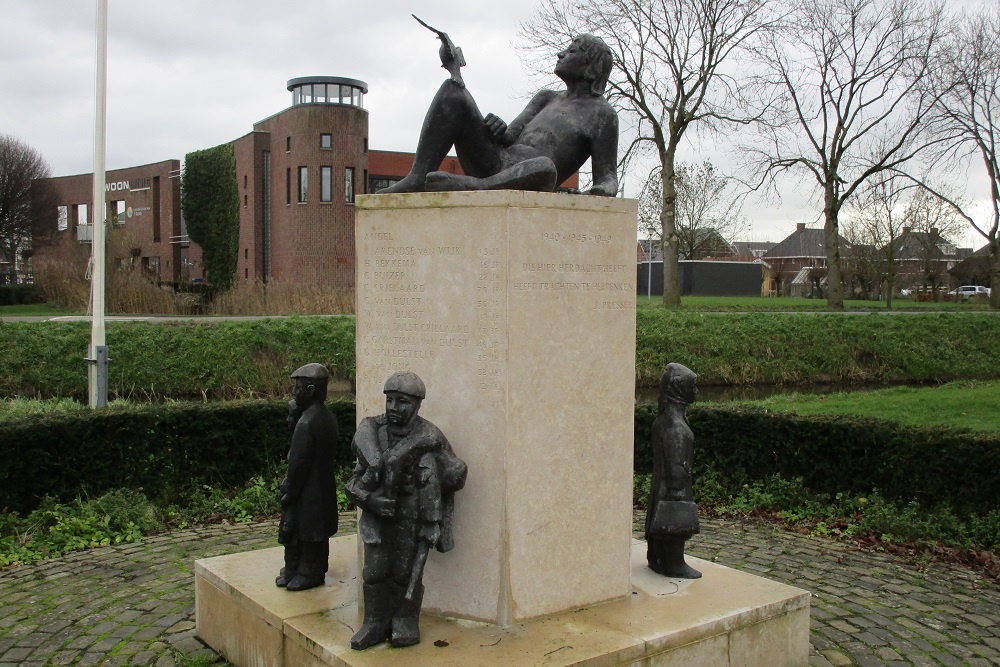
<box><xmin>0</xmin><ymin>515</ymin><xmax>997</xmax><ymax>666</ymax></box>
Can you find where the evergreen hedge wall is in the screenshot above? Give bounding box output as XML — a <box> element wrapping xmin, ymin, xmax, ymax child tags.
<box><xmin>636</xmin><ymin>403</ymin><xmax>1000</xmax><ymax>516</ymax></box>
<box><xmin>1</xmin><ymin>399</ymin><xmax>357</xmax><ymax>514</ymax></box>
<box><xmin>3</xmin><ymin>401</ymin><xmax>996</xmax><ymax>518</ymax></box>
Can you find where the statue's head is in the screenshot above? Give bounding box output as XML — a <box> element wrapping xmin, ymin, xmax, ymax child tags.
<box><xmin>659</xmin><ymin>363</ymin><xmax>697</xmax><ymax>409</ymax></box>
<box><xmin>290</xmin><ymin>362</ymin><xmax>330</xmax><ymax>406</ymax></box>
<box><xmin>556</xmin><ymin>34</ymin><xmax>613</xmax><ymax>96</ymax></box>
<box><xmin>383</xmin><ymin>371</ymin><xmax>425</xmax><ymax>427</ymax></box>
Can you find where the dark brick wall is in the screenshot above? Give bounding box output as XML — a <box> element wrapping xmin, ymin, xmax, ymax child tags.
<box><xmin>34</xmin><ymin>160</ymin><xmax>186</xmax><ymax>282</ymax></box>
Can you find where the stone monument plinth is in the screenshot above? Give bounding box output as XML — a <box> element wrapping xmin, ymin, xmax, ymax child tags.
<box><xmin>355</xmin><ymin>190</ymin><xmax>638</xmax><ymax>625</ymax></box>
<box><xmin>195</xmin><ymin>191</ymin><xmax>811</xmax><ymax>667</ymax></box>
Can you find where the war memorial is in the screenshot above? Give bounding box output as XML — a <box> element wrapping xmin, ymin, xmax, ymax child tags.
<box><xmin>193</xmin><ymin>24</ymin><xmax>809</xmax><ymax>666</ymax></box>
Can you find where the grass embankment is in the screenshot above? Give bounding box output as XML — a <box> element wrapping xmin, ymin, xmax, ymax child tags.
<box><xmin>3</xmin><ymin>311</ymin><xmax>1000</xmax><ymax>399</ymax></box>
<box><xmin>0</xmin><ymin>304</ymin><xmax>77</xmax><ymax>316</ymax></box>
<box><xmin>737</xmin><ymin>380</ymin><xmax>1000</xmax><ymax>432</ymax></box>
<box><xmin>0</xmin><ymin>316</ymin><xmax>356</xmax><ymax>400</ymax></box>
<box><xmin>638</xmin><ymin>295</ymin><xmax>993</xmax><ymax>311</ymax></box>
<box><xmin>635</xmin><ymin>310</ymin><xmax>1000</xmax><ymax>386</ymax></box>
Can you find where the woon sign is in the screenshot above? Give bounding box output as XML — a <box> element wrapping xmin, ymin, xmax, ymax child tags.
<box><xmin>105</xmin><ymin>176</ymin><xmax>151</xmax><ymax>192</ymax></box>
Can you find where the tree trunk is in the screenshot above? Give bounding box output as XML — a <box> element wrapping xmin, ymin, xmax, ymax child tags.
<box><xmin>824</xmin><ymin>186</ymin><xmax>845</xmax><ymax>309</ymax></box>
<box><xmin>990</xmin><ymin>239</ymin><xmax>1000</xmax><ymax>311</ymax></box>
<box><xmin>660</xmin><ymin>149</ymin><xmax>681</xmax><ymax>307</ymax></box>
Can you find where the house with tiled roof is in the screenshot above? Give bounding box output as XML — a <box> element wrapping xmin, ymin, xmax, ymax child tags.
<box><xmin>762</xmin><ymin>223</ymin><xmax>851</xmax><ymax>296</ymax></box>
<box><xmin>887</xmin><ymin>227</ymin><xmax>959</xmax><ymax>292</ymax></box>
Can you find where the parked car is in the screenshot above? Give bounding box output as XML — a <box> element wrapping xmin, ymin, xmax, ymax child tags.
<box><xmin>948</xmin><ymin>285</ymin><xmax>991</xmax><ymax>301</ymax></box>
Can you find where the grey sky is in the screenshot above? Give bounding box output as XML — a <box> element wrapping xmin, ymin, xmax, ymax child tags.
<box><xmin>0</xmin><ymin>0</ymin><xmax>992</xmax><ymax>246</ymax></box>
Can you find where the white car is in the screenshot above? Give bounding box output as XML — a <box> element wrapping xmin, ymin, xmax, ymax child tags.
<box><xmin>948</xmin><ymin>285</ymin><xmax>991</xmax><ymax>301</ymax></box>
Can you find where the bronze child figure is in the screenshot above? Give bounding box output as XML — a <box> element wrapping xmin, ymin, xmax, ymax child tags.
<box><xmin>275</xmin><ymin>363</ymin><xmax>339</xmax><ymax>591</ymax></box>
<box><xmin>346</xmin><ymin>372</ymin><xmax>468</xmax><ymax>650</ymax></box>
<box><xmin>645</xmin><ymin>363</ymin><xmax>702</xmax><ymax>579</ymax></box>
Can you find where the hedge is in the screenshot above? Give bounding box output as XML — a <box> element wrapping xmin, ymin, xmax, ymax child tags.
<box><xmin>635</xmin><ymin>403</ymin><xmax>1000</xmax><ymax>516</ymax></box>
<box><xmin>1</xmin><ymin>399</ymin><xmax>357</xmax><ymax>514</ymax></box>
<box><xmin>4</xmin><ymin>400</ymin><xmax>996</xmax><ymax>518</ymax></box>
<box><xmin>0</xmin><ymin>284</ymin><xmax>41</xmax><ymax>306</ymax></box>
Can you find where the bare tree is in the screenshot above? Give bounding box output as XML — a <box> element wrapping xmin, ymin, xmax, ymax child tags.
<box><xmin>638</xmin><ymin>160</ymin><xmax>746</xmax><ymax>259</ymax></box>
<box><xmin>520</xmin><ymin>0</ymin><xmax>778</xmax><ymax>306</ymax></box>
<box><xmin>903</xmin><ymin>187</ymin><xmax>965</xmax><ymax>296</ymax></box>
<box><xmin>747</xmin><ymin>0</ymin><xmax>946</xmax><ymax>309</ymax></box>
<box><xmin>843</xmin><ymin>176</ymin><xmax>913</xmax><ymax>306</ymax></box>
<box><xmin>917</xmin><ymin>6</ymin><xmax>1000</xmax><ymax>308</ymax></box>
<box><xmin>0</xmin><ymin>135</ymin><xmax>51</xmax><ymax>281</ymax></box>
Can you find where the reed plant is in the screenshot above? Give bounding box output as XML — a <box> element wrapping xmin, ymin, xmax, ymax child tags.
<box><xmin>34</xmin><ymin>229</ymin><xmax>180</xmax><ymax>314</ymax></box>
<box><xmin>32</xmin><ymin>229</ymin><xmax>355</xmax><ymax>316</ymax></box>
<box><xmin>207</xmin><ymin>278</ymin><xmax>354</xmax><ymax>316</ymax></box>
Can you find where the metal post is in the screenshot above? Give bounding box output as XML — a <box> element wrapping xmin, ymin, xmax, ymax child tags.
<box><xmin>88</xmin><ymin>0</ymin><xmax>108</xmax><ymax>408</ymax></box>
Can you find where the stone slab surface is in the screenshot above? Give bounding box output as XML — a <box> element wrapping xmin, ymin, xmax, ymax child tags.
<box><xmin>355</xmin><ymin>191</ymin><xmax>638</xmax><ymax>625</ymax></box>
<box><xmin>195</xmin><ymin>536</ymin><xmax>809</xmax><ymax>666</ymax></box>
<box><xmin>195</xmin><ymin>536</ymin><xmax>358</xmax><ymax>667</ymax></box>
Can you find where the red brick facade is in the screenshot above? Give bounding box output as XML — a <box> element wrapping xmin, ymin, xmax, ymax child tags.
<box><xmin>234</xmin><ymin>101</ymin><xmax>369</xmax><ymax>289</ymax></box>
<box><xmin>36</xmin><ymin>160</ymin><xmax>186</xmax><ymax>281</ymax></box>
<box><xmin>32</xmin><ymin>75</ymin><xmax>580</xmax><ymax>291</ymax></box>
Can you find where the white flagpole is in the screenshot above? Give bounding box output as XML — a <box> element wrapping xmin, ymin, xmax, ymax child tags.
<box><xmin>89</xmin><ymin>0</ymin><xmax>109</xmax><ymax>408</ymax></box>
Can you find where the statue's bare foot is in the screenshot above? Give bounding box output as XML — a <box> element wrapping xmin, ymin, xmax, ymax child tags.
<box><xmin>425</xmin><ymin>171</ymin><xmax>481</xmax><ymax>191</ymax></box>
<box><xmin>377</xmin><ymin>174</ymin><xmax>425</xmax><ymax>194</ymax></box>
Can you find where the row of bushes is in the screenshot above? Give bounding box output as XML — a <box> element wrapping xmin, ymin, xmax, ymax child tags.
<box><xmin>638</xmin><ymin>404</ymin><xmax>1000</xmax><ymax>517</ymax></box>
<box><xmin>5</xmin><ymin>311</ymin><xmax>1000</xmax><ymax>399</ymax></box>
<box><xmin>0</xmin><ymin>284</ymin><xmax>41</xmax><ymax>306</ymax></box>
<box><xmin>5</xmin><ymin>399</ymin><xmax>997</xmax><ymax>518</ymax></box>
<box><xmin>4</xmin><ymin>400</ymin><xmax>357</xmax><ymax>514</ymax></box>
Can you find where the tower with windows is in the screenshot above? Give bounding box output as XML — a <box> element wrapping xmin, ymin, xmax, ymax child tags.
<box><xmin>232</xmin><ymin>76</ymin><xmax>369</xmax><ymax>289</ymax></box>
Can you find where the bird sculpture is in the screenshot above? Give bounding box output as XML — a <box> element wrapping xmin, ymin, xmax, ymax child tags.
<box><xmin>412</xmin><ymin>14</ymin><xmax>466</xmax><ymax>88</ymax></box>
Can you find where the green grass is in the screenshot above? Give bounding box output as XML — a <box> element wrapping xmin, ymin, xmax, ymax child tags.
<box><xmin>0</xmin><ymin>397</ymin><xmax>87</xmax><ymax>419</ymax></box>
<box><xmin>637</xmin><ymin>295</ymin><xmax>992</xmax><ymax>311</ymax></box>
<box><xmin>0</xmin><ymin>303</ymin><xmax>78</xmax><ymax>316</ymax></box>
<box><xmin>738</xmin><ymin>380</ymin><xmax>1000</xmax><ymax>432</ymax></box>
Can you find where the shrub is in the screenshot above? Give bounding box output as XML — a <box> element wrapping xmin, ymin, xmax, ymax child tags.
<box><xmin>635</xmin><ymin>402</ymin><xmax>1000</xmax><ymax>517</ymax></box>
<box><xmin>0</xmin><ymin>399</ymin><xmax>357</xmax><ymax>513</ymax></box>
<box><xmin>0</xmin><ymin>284</ymin><xmax>42</xmax><ymax>306</ymax></box>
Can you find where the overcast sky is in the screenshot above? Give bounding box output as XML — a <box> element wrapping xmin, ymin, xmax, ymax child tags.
<box><xmin>0</xmin><ymin>0</ymin><xmax>992</xmax><ymax>246</ymax></box>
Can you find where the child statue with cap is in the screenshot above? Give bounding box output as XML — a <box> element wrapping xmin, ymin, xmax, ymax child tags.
<box><xmin>345</xmin><ymin>371</ymin><xmax>467</xmax><ymax>649</ymax></box>
<box><xmin>275</xmin><ymin>363</ymin><xmax>340</xmax><ymax>591</ymax></box>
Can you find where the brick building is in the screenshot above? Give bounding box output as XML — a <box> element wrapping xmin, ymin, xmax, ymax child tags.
<box><xmin>33</xmin><ymin>74</ymin><xmax>577</xmax><ymax>290</ymax></box>
<box><xmin>231</xmin><ymin>76</ymin><xmax>372</xmax><ymax>288</ymax></box>
<box><xmin>37</xmin><ymin>159</ymin><xmax>185</xmax><ymax>281</ymax></box>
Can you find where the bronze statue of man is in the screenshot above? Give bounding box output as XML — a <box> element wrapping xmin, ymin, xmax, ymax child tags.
<box><xmin>346</xmin><ymin>372</ymin><xmax>468</xmax><ymax>650</ymax></box>
<box><xmin>645</xmin><ymin>363</ymin><xmax>702</xmax><ymax>579</ymax></box>
<box><xmin>275</xmin><ymin>363</ymin><xmax>339</xmax><ymax>591</ymax></box>
<box><xmin>379</xmin><ymin>34</ymin><xmax>618</xmax><ymax>196</ymax></box>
